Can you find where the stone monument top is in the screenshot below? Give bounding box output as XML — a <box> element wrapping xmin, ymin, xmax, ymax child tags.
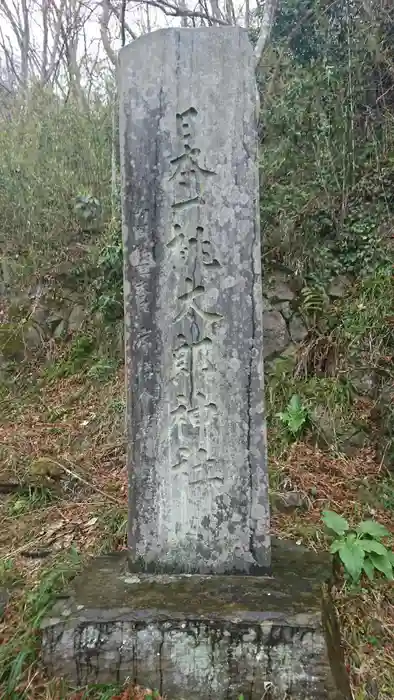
<box><xmin>120</xmin><ymin>26</ymin><xmax>270</xmax><ymax>574</ymax></box>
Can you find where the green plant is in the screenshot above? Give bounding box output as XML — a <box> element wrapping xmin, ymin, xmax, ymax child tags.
<box><xmin>276</xmin><ymin>394</ymin><xmax>309</xmax><ymax>437</ymax></box>
<box><xmin>92</xmin><ymin>219</ymin><xmax>123</xmax><ymax>323</ymax></box>
<box><xmin>87</xmin><ymin>357</ymin><xmax>119</xmax><ymax>382</ymax></box>
<box><xmin>96</xmin><ymin>505</ymin><xmax>127</xmax><ymax>552</ymax></box>
<box><xmin>322</xmin><ymin>510</ymin><xmax>394</xmax><ymax>585</ymax></box>
<box><xmin>0</xmin><ymin>559</ymin><xmax>23</xmax><ymax>588</ymax></box>
<box><xmin>46</xmin><ymin>334</ymin><xmax>96</xmax><ymax>379</ymax></box>
<box><xmin>0</xmin><ymin>88</ymin><xmax>112</xmax><ymax>290</ymax></box>
<box><xmin>7</xmin><ymin>486</ymin><xmax>55</xmax><ymax>516</ymax></box>
<box><xmin>0</xmin><ymin>548</ymin><xmax>81</xmax><ymax>696</ymax></box>
<box><xmin>300</xmin><ymin>284</ymin><xmax>328</xmax><ymax>316</ymax></box>
<box><xmin>145</xmin><ymin>691</ymin><xmax>160</xmax><ymax>700</ymax></box>
<box><xmin>108</xmin><ymin>397</ymin><xmax>125</xmax><ymax>414</ymax></box>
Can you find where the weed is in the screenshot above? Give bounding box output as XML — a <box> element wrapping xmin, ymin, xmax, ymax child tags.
<box><xmin>95</xmin><ymin>505</ymin><xmax>127</xmax><ymax>553</ymax></box>
<box><xmin>87</xmin><ymin>358</ymin><xmax>119</xmax><ymax>383</ymax></box>
<box><xmin>74</xmin><ymin>684</ymin><xmax>124</xmax><ymax>699</ymax></box>
<box><xmin>92</xmin><ymin>219</ymin><xmax>123</xmax><ymax>323</ymax></box>
<box><xmin>108</xmin><ymin>397</ymin><xmax>126</xmax><ymax>415</ymax></box>
<box><xmin>322</xmin><ymin>510</ymin><xmax>394</xmax><ymax>585</ymax></box>
<box><xmin>0</xmin><ymin>548</ymin><xmax>81</xmax><ymax>696</ymax></box>
<box><xmin>0</xmin><ymin>558</ymin><xmax>23</xmax><ymax>588</ymax></box>
<box><xmin>45</xmin><ymin>334</ymin><xmax>96</xmax><ymax>379</ymax></box>
<box><xmin>7</xmin><ymin>486</ymin><xmax>55</xmax><ymax>516</ymax></box>
<box><xmin>300</xmin><ymin>284</ymin><xmax>329</xmax><ymax>327</ymax></box>
<box><xmin>339</xmin><ymin>268</ymin><xmax>394</xmax><ymax>363</ymax></box>
<box><xmin>357</xmin><ymin>475</ymin><xmax>394</xmax><ymax>513</ymax></box>
<box><xmin>377</xmin><ymin>478</ymin><xmax>394</xmax><ymax>512</ymax></box>
<box><xmin>276</xmin><ymin>394</ymin><xmax>309</xmax><ymax>438</ymax></box>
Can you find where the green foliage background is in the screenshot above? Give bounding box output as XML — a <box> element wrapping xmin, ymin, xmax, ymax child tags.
<box><xmin>257</xmin><ymin>0</ymin><xmax>394</xmax><ymax>284</ymax></box>
<box><xmin>0</xmin><ymin>0</ymin><xmax>393</xmax><ymax>454</ymax></box>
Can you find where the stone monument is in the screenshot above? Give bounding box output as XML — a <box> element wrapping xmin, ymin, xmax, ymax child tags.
<box><xmin>41</xmin><ymin>27</ymin><xmax>350</xmax><ymax>700</ymax></box>
<box><xmin>122</xmin><ymin>26</ymin><xmax>269</xmax><ymax>575</ymax></box>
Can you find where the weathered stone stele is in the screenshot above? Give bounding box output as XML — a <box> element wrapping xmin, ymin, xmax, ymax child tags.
<box><xmin>121</xmin><ymin>26</ymin><xmax>269</xmax><ymax>573</ymax></box>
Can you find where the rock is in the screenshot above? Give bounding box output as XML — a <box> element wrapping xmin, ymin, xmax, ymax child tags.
<box><xmin>24</xmin><ymin>324</ymin><xmax>42</xmax><ymax>349</ymax></box>
<box><xmin>289</xmin><ymin>314</ymin><xmax>308</xmax><ymax>343</ymax></box>
<box><xmin>7</xmin><ymin>296</ymin><xmax>30</xmax><ymax>321</ymax></box>
<box><xmin>47</xmin><ymin>312</ymin><xmax>65</xmax><ymax>333</ymax></box>
<box><xmin>271</xmin><ymin>491</ymin><xmax>308</xmax><ymax>512</ymax></box>
<box><xmin>311</xmin><ymin>406</ymin><xmax>368</xmax><ymax>455</ymax></box>
<box><xmin>276</xmin><ymin>300</ymin><xmax>292</xmax><ymax>319</ymax></box>
<box><xmin>53</xmin><ymin>319</ymin><xmax>67</xmax><ymax>339</ymax></box>
<box><xmin>31</xmin><ymin>305</ymin><xmax>48</xmax><ymax>327</ymax></box>
<box><xmin>29</xmin><ymin>457</ymin><xmax>63</xmax><ymax>481</ymax></box>
<box><xmin>328</xmin><ymin>275</ymin><xmax>352</xmax><ymax>299</ymax></box>
<box><xmin>265</xmin><ymin>345</ymin><xmax>297</xmax><ymax>376</ymax></box>
<box><xmin>339</xmin><ymin>430</ymin><xmax>368</xmax><ymax>457</ymax></box>
<box><xmin>350</xmin><ymin>370</ymin><xmax>378</xmax><ymax>397</ymax></box>
<box><xmin>310</xmin><ymin>405</ymin><xmax>336</xmax><ymax>448</ymax></box>
<box><xmin>0</xmin><ymin>323</ymin><xmax>25</xmax><ymax>360</ymax></box>
<box><xmin>266</xmin><ymin>271</ymin><xmax>295</xmax><ymax>302</ymax></box>
<box><xmin>263</xmin><ymin>309</ymin><xmax>290</xmax><ymax>358</ymax></box>
<box><xmin>281</xmin><ymin>342</ymin><xmax>298</xmax><ymax>359</ymax></box>
<box><xmin>68</xmin><ymin>305</ymin><xmax>85</xmax><ymax>332</ymax></box>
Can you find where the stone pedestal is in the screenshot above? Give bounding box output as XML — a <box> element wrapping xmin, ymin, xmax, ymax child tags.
<box><xmin>41</xmin><ymin>540</ymin><xmax>350</xmax><ymax>700</ymax></box>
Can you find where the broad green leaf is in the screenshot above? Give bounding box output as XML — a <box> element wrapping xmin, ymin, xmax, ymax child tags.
<box><xmin>289</xmin><ymin>394</ymin><xmax>302</xmax><ymax>412</ymax></box>
<box><xmin>322</xmin><ymin>510</ymin><xmax>349</xmax><ymax>536</ymax></box>
<box><xmin>387</xmin><ymin>550</ymin><xmax>394</xmax><ymax>565</ymax></box>
<box><xmin>359</xmin><ymin>540</ymin><xmax>388</xmax><ymax>556</ymax></box>
<box><xmin>288</xmin><ymin>413</ymin><xmax>305</xmax><ymax>433</ymax></box>
<box><xmin>330</xmin><ymin>540</ymin><xmax>343</xmax><ymax>554</ymax></box>
<box><xmin>356</xmin><ymin>520</ymin><xmax>390</xmax><ymax>539</ymax></box>
<box><xmin>369</xmin><ymin>553</ymin><xmax>394</xmax><ymax>581</ymax></box>
<box><xmin>338</xmin><ymin>541</ymin><xmax>365</xmax><ymax>582</ymax></box>
<box><xmin>363</xmin><ymin>557</ymin><xmax>375</xmax><ymax>581</ymax></box>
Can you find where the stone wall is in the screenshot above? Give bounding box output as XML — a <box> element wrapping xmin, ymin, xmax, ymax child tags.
<box><xmin>263</xmin><ymin>268</ymin><xmax>307</xmax><ymax>360</ymax></box>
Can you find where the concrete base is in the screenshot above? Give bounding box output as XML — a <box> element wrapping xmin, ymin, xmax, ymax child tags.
<box><xmin>41</xmin><ymin>540</ymin><xmax>350</xmax><ymax>699</ymax></box>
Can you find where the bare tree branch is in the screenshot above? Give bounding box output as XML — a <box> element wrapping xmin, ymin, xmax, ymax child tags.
<box><xmin>41</xmin><ymin>0</ymin><xmax>49</xmax><ymax>81</ymax></box>
<box><xmin>100</xmin><ymin>0</ymin><xmax>117</xmax><ymax>65</ymax></box>
<box><xmin>136</xmin><ymin>0</ymin><xmax>229</xmax><ymax>25</ymax></box>
<box><xmin>254</xmin><ymin>0</ymin><xmax>277</xmax><ymax>68</ymax></box>
<box><xmin>244</xmin><ymin>0</ymin><xmax>249</xmax><ymax>28</ymax></box>
<box><xmin>108</xmin><ymin>0</ymin><xmax>138</xmax><ymax>40</ymax></box>
<box><xmin>209</xmin><ymin>0</ymin><xmax>222</xmax><ymax>21</ymax></box>
<box><xmin>120</xmin><ymin>0</ymin><xmax>127</xmax><ymax>42</ymax></box>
